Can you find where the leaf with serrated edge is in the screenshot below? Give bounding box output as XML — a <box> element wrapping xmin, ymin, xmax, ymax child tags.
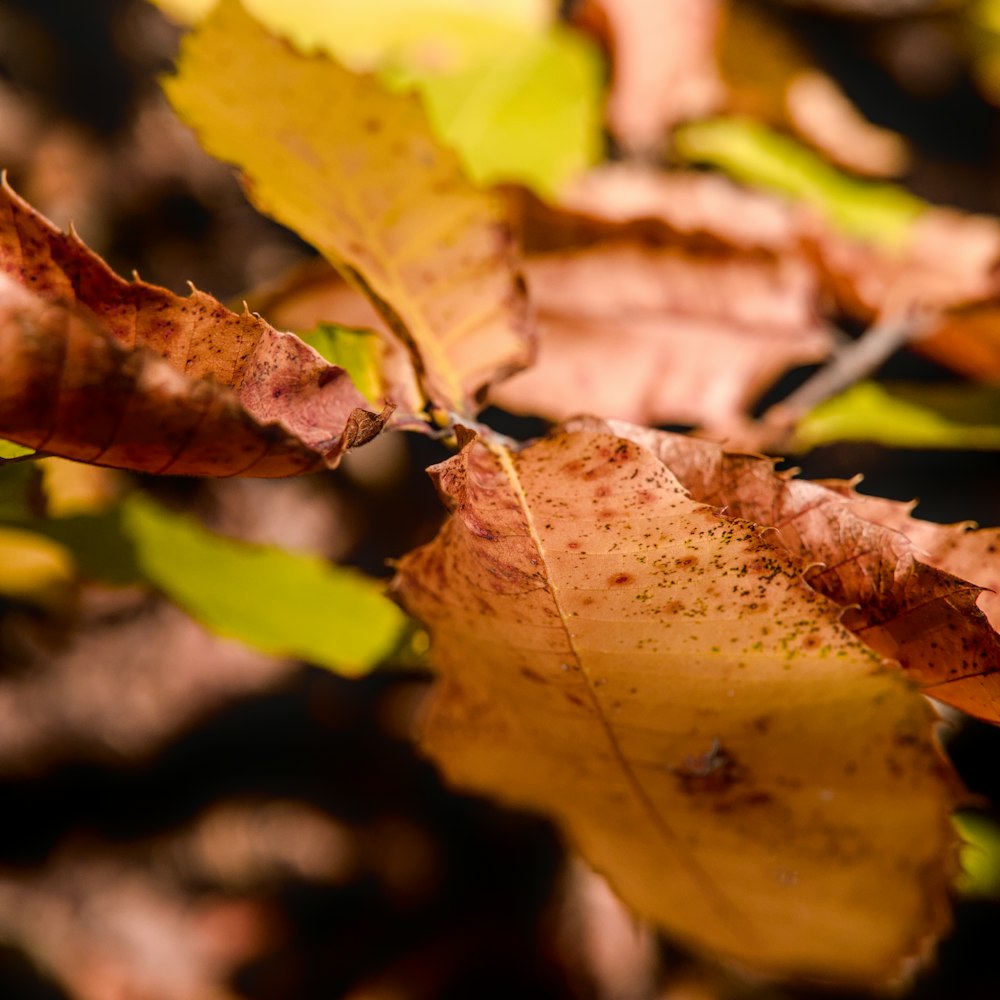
<box><xmin>603</xmin><ymin>420</ymin><xmax>1000</xmax><ymax>725</ymax></box>
<box><xmin>393</xmin><ymin>427</ymin><xmax>955</xmax><ymax>985</ymax></box>
<box><xmin>165</xmin><ymin>0</ymin><xmax>533</xmax><ymax>415</ymax></box>
<box><xmin>0</xmin><ymin>182</ymin><xmax>385</xmax><ymax>477</ymax></box>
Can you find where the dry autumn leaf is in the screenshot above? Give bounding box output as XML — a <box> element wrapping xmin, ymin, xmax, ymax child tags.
<box><xmin>603</xmin><ymin>420</ymin><xmax>1000</xmax><ymax>723</ymax></box>
<box><xmin>165</xmin><ymin>0</ymin><xmax>534</xmax><ymax>416</ymax></box>
<box><xmin>576</xmin><ymin>0</ymin><xmax>725</xmax><ymax>151</ymax></box>
<box><xmin>491</xmin><ymin>241</ymin><xmax>829</xmax><ymax>426</ymax></box>
<box><xmin>0</xmin><ymin>182</ymin><xmax>384</xmax><ymax>477</ymax></box>
<box><xmin>393</xmin><ymin>426</ymin><xmax>956</xmax><ymax>985</ymax></box>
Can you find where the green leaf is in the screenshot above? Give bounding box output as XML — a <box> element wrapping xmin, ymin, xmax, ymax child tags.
<box><xmin>795</xmin><ymin>381</ymin><xmax>1000</xmax><ymax>451</ymax></box>
<box><xmin>955</xmin><ymin>811</ymin><xmax>1000</xmax><ymax>898</ymax></box>
<box><xmin>675</xmin><ymin>117</ymin><xmax>924</xmax><ymax>247</ymax></box>
<box><xmin>299</xmin><ymin>323</ymin><xmax>384</xmax><ymax>404</ymax></box>
<box><xmin>120</xmin><ymin>493</ymin><xmax>408</xmax><ymax>674</ymax></box>
<box><xmin>0</xmin><ymin>439</ymin><xmax>34</xmax><ymax>460</ymax></box>
<box><xmin>408</xmin><ymin>25</ymin><xmax>604</xmax><ymax>196</ymax></box>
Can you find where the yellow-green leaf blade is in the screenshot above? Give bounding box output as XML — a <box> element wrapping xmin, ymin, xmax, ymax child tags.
<box><xmin>122</xmin><ymin>494</ymin><xmax>407</xmax><ymax>675</ymax></box>
<box><xmin>675</xmin><ymin>116</ymin><xmax>924</xmax><ymax>247</ymax></box>
<box><xmin>796</xmin><ymin>381</ymin><xmax>1000</xmax><ymax>451</ymax></box>
<box><xmin>165</xmin><ymin>0</ymin><xmax>533</xmax><ymax>414</ymax></box>
<box><xmin>393</xmin><ymin>428</ymin><xmax>954</xmax><ymax>984</ymax></box>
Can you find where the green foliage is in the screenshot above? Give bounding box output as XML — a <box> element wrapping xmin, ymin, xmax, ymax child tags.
<box><xmin>955</xmin><ymin>810</ymin><xmax>1000</xmax><ymax>898</ymax></box>
<box><xmin>121</xmin><ymin>494</ymin><xmax>408</xmax><ymax>675</ymax></box>
<box><xmin>675</xmin><ymin>117</ymin><xmax>924</xmax><ymax>246</ymax></box>
<box><xmin>796</xmin><ymin>381</ymin><xmax>1000</xmax><ymax>451</ymax></box>
<box><xmin>300</xmin><ymin>323</ymin><xmax>385</xmax><ymax>403</ymax></box>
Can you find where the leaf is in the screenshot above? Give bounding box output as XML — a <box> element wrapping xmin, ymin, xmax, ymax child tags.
<box><xmin>490</xmin><ymin>240</ymin><xmax>831</xmax><ymax>427</ymax></box>
<box><xmin>796</xmin><ymin>381</ymin><xmax>1000</xmax><ymax>451</ymax></box>
<box><xmin>577</xmin><ymin>0</ymin><xmax>724</xmax><ymax>151</ymax></box>
<box><xmin>604</xmin><ymin>420</ymin><xmax>1000</xmax><ymax>724</ymax></box>
<box><xmin>675</xmin><ymin>117</ymin><xmax>924</xmax><ymax>247</ymax></box>
<box><xmin>0</xmin><ymin>526</ymin><xmax>75</xmax><ymax>612</ymax></box>
<box><xmin>165</xmin><ymin>0</ymin><xmax>534</xmax><ymax>415</ymax></box>
<box><xmin>154</xmin><ymin>0</ymin><xmax>552</xmax><ymax>72</ymax></box>
<box><xmin>393</xmin><ymin>427</ymin><xmax>955</xmax><ymax>984</ymax></box>
<box><xmin>412</xmin><ymin>24</ymin><xmax>604</xmax><ymax>196</ymax></box>
<box><xmin>955</xmin><ymin>811</ymin><xmax>1000</xmax><ymax>898</ymax></box>
<box><xmin>121</xmin><ymin>494</ymin><xmax>408</xmax><ymax>675</ymax></box>
<box><xmin>0</xmin><ymin>182</ymin><xmax>386</xmax><ymax>476</ymax></box>
<box><xmin>0</xmin><ymin>440</ymin><xmax>33</xmax><ymax>460</ymax></box>
<box><xmin>826</xmin><ymin>487</ymin><xmax>1000</xmax><ymax>675</ymax></box>
<box><xmin>299</xmin><ymin>323</ymin><xmax>385</xmax><ymax>406</ymax></box>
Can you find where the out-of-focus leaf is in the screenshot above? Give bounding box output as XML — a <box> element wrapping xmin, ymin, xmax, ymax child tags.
<box><xmin>121</xmin><ymin>494</ymin><xmax>408</xmax><ymax>675</ymax></box>
<box><xmin>299</xmin><ymin>323</ymin><xmax>385</xmax><ymax>406</ymax></box>
<box><xmin>675</xmin><ymin>117</ymin><xmax>923</xmax><ymax>246</ymax></box>
<box><xmin>154</xmin><ymin>0</ymin><xmax>552</xmax><ymax>71</ymax></box>
<box><xmin>0</xmin><ymin>526</ymin><xmax>75</xmax><ymax>611</ymax></box>
<box><xmin>393</xmin><ymin>426</ymin><xmax>955</xmax><ymax>984</ymax></box>
<box><xmin>796</xmin><ymin>381</ymin><xmax>1000</xmax><ymax>451</ymax></box>
<box><xmin>492</xmin><ymin>240</ymin><xmax>831</xmax><ymax>426</ymax></box>
<box><xmin>38</xmin><ymin>459</ymin><xmax>125</xmax><ymax>517</ymax></box>
<box><xmin>165</xmin><ymin>0</ymin><xmax>534</xmax><ymax>414</ymax></box>
<box><xmin>577</xmin><ymin>0</ymin><xmax>724</xmax><ymax>151</ymax></box>
<box><xmin>28</xmin><ymin>510</ymin><xmax>141</xmax><ymax>587</ymax></box>
<box><xmin>607</xmin><ymin>419</ymin><xmax>1000</xmax><ymax>724</ymax></box>
<box><xmin>0</xmin><ymin>440</ymin><xmax>33</xmax><ymax>460</ymax></box>
<box><xmin>720</xmin><ymin>3</ymin><xmax>907</xmax><ymax>178</ymax></box>
<box><xmin>0</xmin><ymin>183</ymin><xmax>386</xmax><ymax>476</ymax></box>
<box><xmin>0</xmin><ymin>462</ymin><xmax>34</xmax><ymax>522</ymax></box>
<box><xmin>955</xmin><ymin>811</ymin><xmax>1000</xmax><ymax>898</ymax></box>
<box><xmin>412</xmin><ymin>25</ymin><xmax>603</xmax><ymax>195</ymax></box>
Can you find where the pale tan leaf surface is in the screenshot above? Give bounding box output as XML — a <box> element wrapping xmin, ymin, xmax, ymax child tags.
<box><xmin>576</xmin><ymin>0</ymin><xmax>725</xmax><ymax>151</ymax></box>
<box><xmin>165</xmin><ymin>0</ymin><xmax>533</xmax><ymax>415</ymax></box>
<box><xmin>491</xmin><ymin>241</ymin><xmax>830</xmax><ymax>426</ymax></box>
<box><xmin>603</xmin><ymin>420</ymin><xmax>1000</xmax><ymax>723</ymax></box>
<box><xmin>0</xmin><ymin>183</ymin><xmax>384</xmax><ymax>476</ymax></box>
<box><xmin>393</xmin><ymin>427</ymin><xmax>955</xmax><ymax>984</ymax></box>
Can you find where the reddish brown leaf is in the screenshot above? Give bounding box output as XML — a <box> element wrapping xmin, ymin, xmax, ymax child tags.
<box><xmin>589</xmin><ymin>418</ymin><xmax>1000</xmax><ymax>724</ymax></box>
<box><xmin>0</xmin><ymin>181</ymin><xmax>387</xmax><ymax>476</ymax></box>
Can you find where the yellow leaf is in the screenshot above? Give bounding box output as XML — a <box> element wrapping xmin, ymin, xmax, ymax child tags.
<box><xmin>0</xmin><ymin>527</ymin><xmax>75</xmax><ymax>611</ymax></box>
<box><xmin>165</xmin><ymin>0</ymin><xmax>533</xmax><ymax>414</ymax></box>
<box><xmin>393</xmin><ymin>427</ymin><xmax>955</xmax><ymax>985</ymax></box>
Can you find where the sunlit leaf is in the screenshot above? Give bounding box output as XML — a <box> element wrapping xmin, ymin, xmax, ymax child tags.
<box><xmin>122</xmin><ymin>494</ymin><xmax>408</xmax><ymax>674</ymax></box>
<box><xmin>299</xmin><ymin>323</ymin><xmax>385</xmax><ymax>405</ymax></box>
<box><xmin>412</xmin><ymin>24</ymin><xmax>603</xmax><ymax>195</ymax></box>
<box><xmin>796</xmin><ymin>381</ymin><xmax>1000</xmax><ymax>451</ymax></box>
<box><xmin>393</xmin><ymin>426</ymin><xmax>955</xmax><ymax>984</ymax></box>
<box><xmin>0</xmin><ymin>440</ymin><xmax>33</xmax><ymax>461</ymax></box>
<box><xmin>675</xmin><ymin>117</ymin><xmax>923</xmax><ymax>246</ymax></box>
<box><xmin>165</xmin><ymin>0</ymin><xmax>534</xmax><ymax>413</ymax></box>
<box><xmin>609</xmin><ymin>419</ymin><xmax>1000</xmax><ymax>724</ymax></box>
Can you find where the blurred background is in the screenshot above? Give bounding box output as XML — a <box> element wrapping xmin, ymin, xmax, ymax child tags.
<box><xmin>2</xmin><ymin>1</ymin><xmax>1000</xmax><ymax>997</ymax></box>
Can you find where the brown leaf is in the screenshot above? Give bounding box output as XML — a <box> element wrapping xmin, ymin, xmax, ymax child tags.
<box><xmin>491</xmin><ymin>242</ymin><xmax>830</xmax><ymax>425</ymax></box>
<box><xmin>599</xmin><ymin>419</ymin><xmax>1000</xmax><ymax>723</ymax></box>
<box><xmin>0</xmin><ymin>182</ymin><xmax>386</xmax><ymax>476</ymax></box>
<box><xmin>576</xmin><ymin>0</ymin><xmax>725</xmax><ymax>151</ymax></box>
<box><xmin>394</xmin><ymin>427</ymin><xmax>955</xmax><ymax>984</ymax></box>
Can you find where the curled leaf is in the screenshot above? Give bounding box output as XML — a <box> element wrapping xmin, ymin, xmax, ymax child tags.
<box><xmin>394</xmin><ymin>427</ymin><xmax>955</xmax><ymax>984</ymax></box>
<box><xmin>602</xmin><ymin>419</ymin><xmax>1000</xmax><ymax>724</ymax></box>
<box><xmin>0</xmin><ymin>182</ymin><xmax>385</xmax><ymax>476</ymax></box>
